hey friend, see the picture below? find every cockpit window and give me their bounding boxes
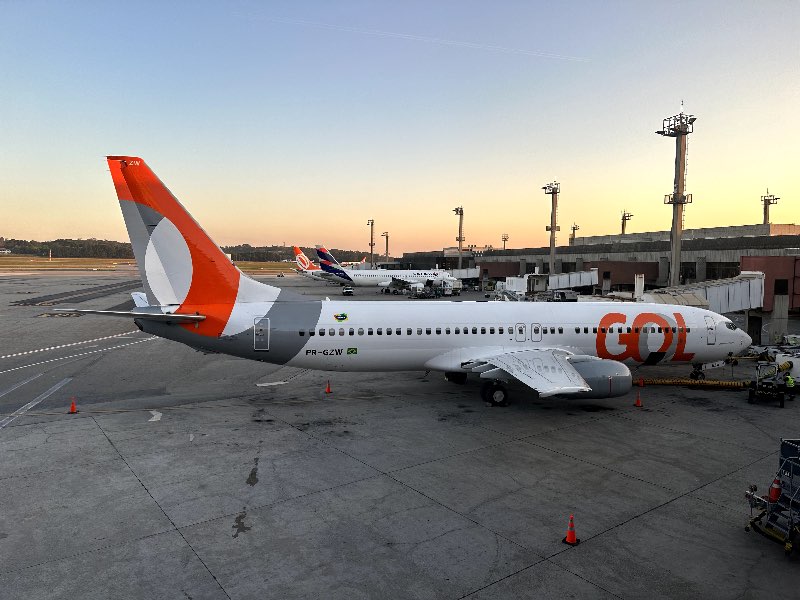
[724,321,737,330]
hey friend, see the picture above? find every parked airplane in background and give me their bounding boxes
[341,256,367,267]
[60,156,752,406]
[316,247,458,292]
[293,246,333,282]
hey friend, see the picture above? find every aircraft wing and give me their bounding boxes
[461,348,590,397]
[52,308,205,323]
[390,276,417,287]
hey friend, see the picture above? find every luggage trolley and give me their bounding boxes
[745,439,800,556]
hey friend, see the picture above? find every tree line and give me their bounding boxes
[0,238,369,262]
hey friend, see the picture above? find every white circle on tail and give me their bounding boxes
[144,217,193,305]
[296,253,310,269]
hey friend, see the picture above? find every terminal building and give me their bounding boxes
[401,223,800,344]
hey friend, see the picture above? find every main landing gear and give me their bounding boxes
[689,363,705,380]
[480,380,509,407]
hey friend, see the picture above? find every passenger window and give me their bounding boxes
[386,328,392,335]
[396,328,401,335]
[678,327,683,333]
[601,327,606,333]
[480,327,486,334]
[634,327,639,333]
[426,328,432,335]
[339,328,345,336]
[671,327,676,333]
[309,329,315,336]
[558,327,563,334]
[299,330,305,336]
[593,327,597,333]
[368,328,374,335]
[490,327,495,334]
[464,326,469,334]
[417,328,422,335]
[499,327,504,334]
[517,326,523,334]
[407,328,412,335]
[328,328,335,336]
[319,329,325,336]
[626,327,631,333]
[349,328,355,336]
[542,328,548,335]
[436,328,441,334]
[358,328,364,335]
[584,327,588,334]
[575,327,580,334]
[533,327,540,334]
[455,327,460,334]
[446,328,451,334]
[472,327,478,334]
[550,328,555,334]
[686,327,691,333]
[657,327,662,333]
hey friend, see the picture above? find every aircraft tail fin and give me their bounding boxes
[107,156,278,337]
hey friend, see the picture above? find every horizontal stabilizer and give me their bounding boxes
[52,308,205,323]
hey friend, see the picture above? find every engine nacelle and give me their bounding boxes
[568,356,632,398]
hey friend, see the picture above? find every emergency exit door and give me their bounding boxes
[254,317,270,351]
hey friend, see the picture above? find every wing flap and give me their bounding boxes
[465,348,590,397]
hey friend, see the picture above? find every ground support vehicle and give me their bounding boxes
[745,439,800,556]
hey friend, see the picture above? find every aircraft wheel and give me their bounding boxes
[487,383,509,407]
[696,371,705,380]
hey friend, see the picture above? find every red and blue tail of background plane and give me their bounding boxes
[315,246,352,281]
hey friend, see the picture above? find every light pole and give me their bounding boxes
[367,219,375,267]
[453,206,464,270]
[656,105,696,286]
[761,189,779,225]
[542,182,560,274]
[501,233,509,250]
[621,210,634,235]
[381,232,389,262]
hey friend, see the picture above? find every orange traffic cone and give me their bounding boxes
[562,514,580,546]
[325,380,332,394]
[634,390,643,408]
[768,477,782,503]
[68,398,78,414]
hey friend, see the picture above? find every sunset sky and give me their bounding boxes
[2,1,797,254]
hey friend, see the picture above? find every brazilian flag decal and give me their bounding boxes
[347,347,358,355]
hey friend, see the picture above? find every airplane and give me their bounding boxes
[59,156,752,406]
[292,246,334,282]
[316,247,458,292]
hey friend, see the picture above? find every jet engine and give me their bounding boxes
[568,355,632,398]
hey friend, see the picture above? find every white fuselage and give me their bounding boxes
[327,268,455,287]
[274,300,750,372]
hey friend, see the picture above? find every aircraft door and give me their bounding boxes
[530,323,542,342]
[254,317,270,351]
[704,316,716,345]
[515,323,527,342]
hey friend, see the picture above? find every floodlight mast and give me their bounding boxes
[621,210,634,235]
[367,219,375,267]
[501,233,509,250]
[656,105,696,286]
[570,223,580,245]
[542,182,560,274]
[761,189,779,225]
[453,207,465,269]
[381,231,389,262]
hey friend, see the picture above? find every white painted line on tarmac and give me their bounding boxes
[148,410,162,422]
[256,381,288,387]
[0,331,140,360]
[0,338,156,375]
[0,377,72,430]
[0,373,43,399]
